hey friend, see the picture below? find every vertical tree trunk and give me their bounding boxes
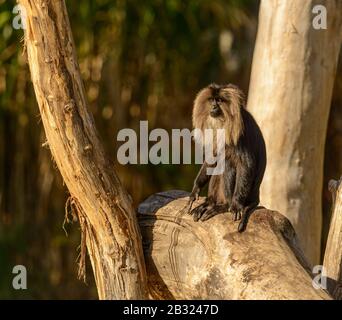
[324,177,342,299]
[247,0,342,264]
[19,0,147,299]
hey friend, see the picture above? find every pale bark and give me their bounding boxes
[19,0,147,299]
[247,0,342,264]
[138,191,331,300]
[323,177,342,299]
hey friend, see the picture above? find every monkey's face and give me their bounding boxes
[192,83,245,146]
[193,84,236,126]
[208,96,225,118]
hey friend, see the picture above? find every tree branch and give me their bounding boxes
[138,191,331,300]
[19,0,147,299]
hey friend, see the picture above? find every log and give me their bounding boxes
[323,177,342,299]
[138,191,331,300]
[247,0,342,264]
[19,0,147,299]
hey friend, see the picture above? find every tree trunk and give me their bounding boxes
[138,191,331,300]
[247,0,342,264]
[323,177,342,299]
[19,0,147,299]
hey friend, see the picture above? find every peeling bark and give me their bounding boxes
[19,0,147,299]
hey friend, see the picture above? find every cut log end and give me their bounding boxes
[138,190,331,300]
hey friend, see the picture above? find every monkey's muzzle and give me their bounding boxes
[210,106,222,118]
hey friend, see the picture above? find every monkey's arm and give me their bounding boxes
[188,162,211,209]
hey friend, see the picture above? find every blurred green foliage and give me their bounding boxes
[0,0,340,299]
[0,0,258,299]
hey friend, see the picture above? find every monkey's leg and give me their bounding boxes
[230,161,254,222]
[198,204,229,222]
[224,161,236,206]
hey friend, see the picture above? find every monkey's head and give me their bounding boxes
[192,83,245,146]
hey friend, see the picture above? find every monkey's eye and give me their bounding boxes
[216,98,223,103]
[208,97,214,102]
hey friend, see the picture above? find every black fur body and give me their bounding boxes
[189,84,266,232]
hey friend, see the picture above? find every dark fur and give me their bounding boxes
[189,84,266,232]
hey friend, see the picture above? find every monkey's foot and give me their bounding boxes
[229,200,244,222]
[231,211,242,221]
[187,187,200,213]
[189,202,208,221]
[191,203,228,222]
[237,202,259,233]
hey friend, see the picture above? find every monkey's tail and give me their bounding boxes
[238,202,259,233]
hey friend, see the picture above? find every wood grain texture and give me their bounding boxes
[19,0,147,299]
[139,191,331,300]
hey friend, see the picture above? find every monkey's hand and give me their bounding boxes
[229,199,243,221]
[188,186,200,213]
[191,203,228,222]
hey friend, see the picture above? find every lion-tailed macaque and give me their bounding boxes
[188,83,266,232]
